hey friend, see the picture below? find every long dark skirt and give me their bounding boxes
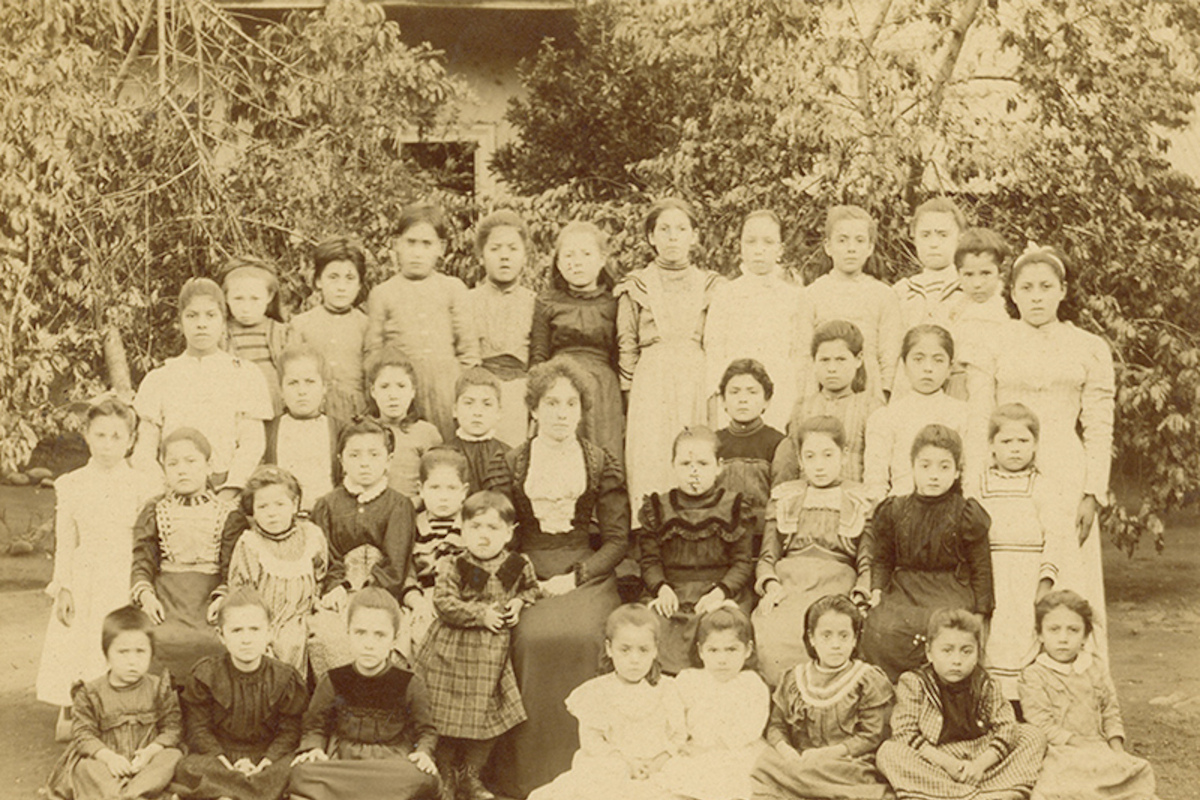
[289,758,439,800]
[153,572,224,686]
[172,754,292,800]
[489,548,620,799]
[651,578,753,675]
[860,569,976,682]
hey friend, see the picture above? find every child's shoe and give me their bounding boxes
[459,767,496,800]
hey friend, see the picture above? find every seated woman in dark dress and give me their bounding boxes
[489,357,630,798]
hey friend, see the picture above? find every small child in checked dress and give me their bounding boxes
[414,491,540,800]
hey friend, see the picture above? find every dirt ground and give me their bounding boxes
[1,485,1198,799]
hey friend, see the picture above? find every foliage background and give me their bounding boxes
[2,0,1199,552]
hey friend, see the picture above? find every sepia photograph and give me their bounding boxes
[1,0,1199,798]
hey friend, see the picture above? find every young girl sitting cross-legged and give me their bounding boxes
[876,609,1046,800]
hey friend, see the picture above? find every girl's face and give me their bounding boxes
[348,607,396,676]
[420,465,468,521]
[340,432,391,489]
[606,623,658,684]
[1011,262,1066,328]
[85,415,134,468]
[697,628,752,683]
[814,339,861,394]
[393,222,445,280]
[809,610,856,670]
[991,420,1036,473]
[462,507,514,561]
[224,274,273,328]
[253,482,299,535]
[648,208,697,267]
[180,296,225,356]
[824,219,874,276]
[482,226,527,288]
[281,357,326,419]
[912,211,961,272]
[533,377,582,443]
[556,231,606,291]
[218,604,272,672]
[162,439,210,495]
[799,431,845,488]
[1039,605,1088,664]
[722,373,769,424]
[740,216,782,276]
[913,444,960,497]
[673,439,719,497]
[903,334,952,395]
[925,626,979,684]
[106,630,153,687]
[455,384,501,439]
[371,366,416,424]
[959,253,1002,304]
[316,260,362,312]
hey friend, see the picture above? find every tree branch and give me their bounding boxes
[111,0,155,100]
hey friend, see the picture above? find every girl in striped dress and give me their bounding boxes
[414,491,540,800]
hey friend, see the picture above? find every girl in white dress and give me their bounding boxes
[37,399,162,729]
[661,606,769,800]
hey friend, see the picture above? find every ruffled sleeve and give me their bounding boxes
[960,498,994,616]
[614,273,645,390]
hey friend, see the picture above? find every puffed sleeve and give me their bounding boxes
[567,677,622,759]
[1080,331,1116,502]
[719,672,770,750]
[1017,664,1074,747]
[448,275,482,370]
[575,446,630,584]
[130,498,163,602]
[516,555,541,606]
[638,494,668,594]
[529,293,554,367]
[960,499,995,616]
[615,284,640,391]
[225,534,261,595]
[263,664,308,763]
[841,665,895,757]
[717,493,756,598]
[869,497,899,593]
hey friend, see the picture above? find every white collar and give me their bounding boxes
[344,476,388,504]
[1035,650,1093,675]
[455,428,494,443]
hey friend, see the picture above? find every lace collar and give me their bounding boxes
[344,477,388,504]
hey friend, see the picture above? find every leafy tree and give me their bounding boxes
[0,0,466,473]
[496,0,1200,550]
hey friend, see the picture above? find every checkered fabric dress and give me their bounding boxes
[415,550,540,739]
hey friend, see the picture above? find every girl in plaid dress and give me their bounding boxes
[876,609,1046,800]
[415,491,540,800]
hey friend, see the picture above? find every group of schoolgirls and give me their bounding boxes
[37,196,1155,800]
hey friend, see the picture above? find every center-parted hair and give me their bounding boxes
[672,425,720,461]
[240,464,302,520]
[696,605,754,647]
[101,605,156,656]
[337,417,396,456]
[313,236,367,287]
[742,208,782,237]
[803,594,863,661]
[925,607,984,648]
[988,402,1040,442]
[910,423,963,468]
[86,397,138,442]
[158,426,213,464]
[955,227,1011,271]
[221,255,284,322]
[901,323,955,363]
[463,490,517,526]
[812,319,867,393]
[393,203,449,240]
[643,198,698,241]
[419,446,470,485]
[794,415,847,450]
[1034,589,1095,636]
[217,585,273,628]
[719,358,774,400]
[347,586,402,635]
[364,348,420,429]
[178,277,227,320]
[605,602,660,643]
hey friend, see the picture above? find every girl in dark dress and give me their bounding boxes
[860,424,994,682]
[529,221,624,465]
[490,357,630,799]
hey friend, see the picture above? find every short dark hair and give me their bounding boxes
[474,209,530,254]
[926,607,984,649]
[644,198,698,240]
[672,425,719,461]
[85,398,138,441]
[910,423,963,467]
[955,227,1011,271]
[364,348,420,428]
[824,205,877,242]
[456,366,502,402]
[158,426,212,464]
[178,278,226,319]
[696,605,753,648]
[313,237,367,285]
[217,586,273,628]
[719,358,774,400]
[347,586,402,635]
[803,594,863,660]
[462,490,517,525]
[101,605,155,656]
[1035,589,1094,636]
[901,324,955,363]
[337,417,395,456]
[794,415,847,449]
[278,343,327,383]
[988,402,1040,442]
[910,197,966,234]
[742,208,782,237]
[241,464,302,519]
[393,203,449,240]
[419,446,470,484]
